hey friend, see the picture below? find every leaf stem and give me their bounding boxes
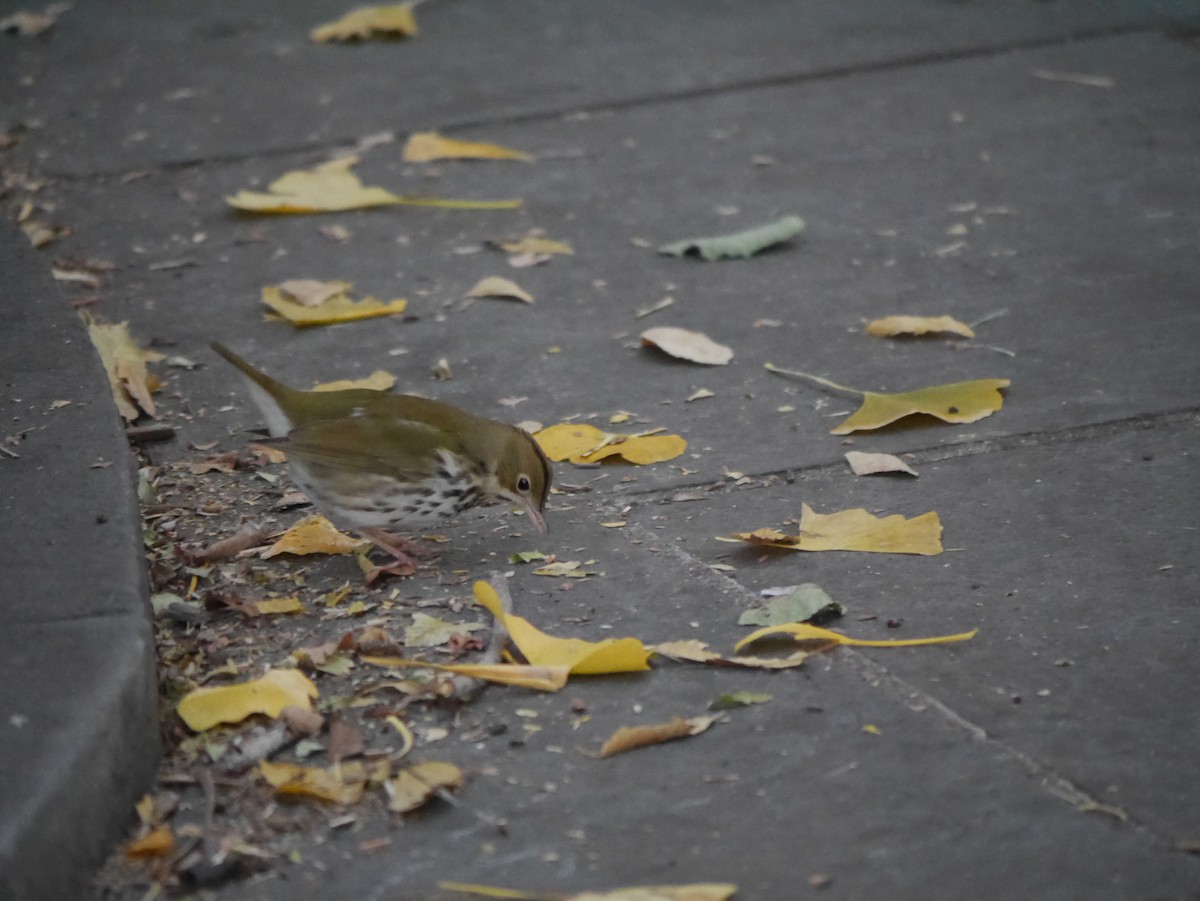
[764,363,863,397]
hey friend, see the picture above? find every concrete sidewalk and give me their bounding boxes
[2,2,1198,898]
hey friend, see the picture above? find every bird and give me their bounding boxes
[210,342,551,568]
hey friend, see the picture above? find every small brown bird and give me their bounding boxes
[211,342,551,566]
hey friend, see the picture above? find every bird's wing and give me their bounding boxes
[283,414,461,481]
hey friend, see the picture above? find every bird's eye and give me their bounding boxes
[517,475,532,493]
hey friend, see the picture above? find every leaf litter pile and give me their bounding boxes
[15,6,1021,897]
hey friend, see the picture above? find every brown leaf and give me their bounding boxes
[596,715,719,758]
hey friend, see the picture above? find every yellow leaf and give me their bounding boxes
[255,596,304,615]
[81,311,166,421]
[720,504,943,556]
[597,715,718,758]
[227,155,520,214]
[466,275,534,304]
[865,315,975,338]
[362,655,571,692]
[404,131,532,163]
[310,4,418,42]
[764,363,1009,434]
[441,883,738,901]
[177,668,318,731]
[312,370,396,391]
[404,612,486,648]
[735,621,979,653]
[641,326,733,366]
[262,514,369,558]
[385,761,464,813]
[832,379,1010,434]
[262,284,407,327]
[473,581,651,675]
[259,760,365,805]
[534,423,687,465]
[498,236,574,255]
[125,825,174,859]
[277,278,350,306]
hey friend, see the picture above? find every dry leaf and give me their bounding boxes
[474,581,650,675]
[177,669,319,731]
[385,760,464,813]
[497,235,574,256]
[659,214,804,260]
[81,311,166,421]
[535,423,687,465]
[532,560,593,578]
[844,451,917,477]
[312,370,396,391]
[865,315,975,338]
[262,514,369,558]
[597,715,718,758]
[650,639,813,670]
[259,760,365,805]
[277,278,349,306]
[262,283,407,327]
[227,155,520,214]
[362,655,572,692]
[441,882,738,901]
[124,825,174,859]
[719,503,943,555]
[1,6,65,36]
[404,612,486,648]
[403,131,532,163]
[765,364,1010,434]
[735,622,978,653]
[310,4,418,42]
[467,276,534,304]
[641,327,733,365]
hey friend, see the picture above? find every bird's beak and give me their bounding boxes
[521,499,548,534]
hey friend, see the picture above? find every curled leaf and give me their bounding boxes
[82,311,166,421]
[262,283,407,327]
[597,715,718,758]
[310,4,418,42]
[735,622,978,653]
[467,276,534,304]
[659,214,804,260]
[844,451,917,477]
[312,370,396,391]
[404,131,532,163]
[259,760,366,805]
[385,761,464,813]
[641,326,733,366]
[865,315,975,338]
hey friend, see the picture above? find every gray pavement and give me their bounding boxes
[2,1,1199,898]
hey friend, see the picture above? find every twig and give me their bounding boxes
[763,362,863,397]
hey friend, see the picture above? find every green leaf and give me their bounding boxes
[738,584,844,627]
[710,691,773,710]
[659,214,805,261]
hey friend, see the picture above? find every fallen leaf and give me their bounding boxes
[404,612,486,648]
[312,370,397,391]
[508,550,550,564]
[262,283,407,327]
[1,6,64,36]
[403,131,532,163]
[738,584,843,626]
[597,715,718,758]
[659,214,804,260]
[735,622,978,653]
[719,503,943,556]
[227,155,520,214]
[532,560,593,578]
[362,656,571,692]
[255,597,304,615]
[844,451,918,477]
[124,825,174,859]
[535,423,687,465]
[467,275,534,304]
[709,691,772,710]
[765,364,1010,434]
[1029,68,1114,88]
[865,315,975,339]
[385,760,464,813]
[177,669,318,731]
[277,278,349,306]
[81,312,166,421]
[262,514,369,558]
[473,581,650,675]
[440,882,738,901]
[650,639,813,670]
[259,760,365,805]
[641,326,733,365]
[310,4,418,42]
[496,235,574,256]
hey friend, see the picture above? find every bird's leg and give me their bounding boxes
[359,527,440,564]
